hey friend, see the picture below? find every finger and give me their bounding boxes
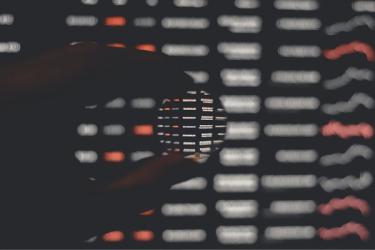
[105,153,202,192]
[82,153,202,232]
[0,42,99,103]
[0,42,195,107]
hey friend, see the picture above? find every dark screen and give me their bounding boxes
[0,0,374,248]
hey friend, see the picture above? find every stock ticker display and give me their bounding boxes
[1,0,375,248]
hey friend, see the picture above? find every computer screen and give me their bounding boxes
[0,0,374,248]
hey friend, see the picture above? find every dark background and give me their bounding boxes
[0,0,374,248]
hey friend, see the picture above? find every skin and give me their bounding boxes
[0,42,201,247]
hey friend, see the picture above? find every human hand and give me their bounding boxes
[0,42,201,247]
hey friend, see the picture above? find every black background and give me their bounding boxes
[0,0,374,248]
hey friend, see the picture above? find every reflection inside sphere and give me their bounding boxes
[157,90,227,161]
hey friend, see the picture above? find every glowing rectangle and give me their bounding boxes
[220,95,260,113]
[216,200,258,218]
[214,174,258,192]
[162,203,207,216]
[225,122,259,140]
[102,231,125,242]
[162,229,206,242]
[136,44,156,52]
[133,230,154,242]
[105,16,127,26]
[133,125,154,136]
[217,226,258,244]
[220,148,259,166]
[104,151,126,163]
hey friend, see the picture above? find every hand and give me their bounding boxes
[0,42,201,247]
